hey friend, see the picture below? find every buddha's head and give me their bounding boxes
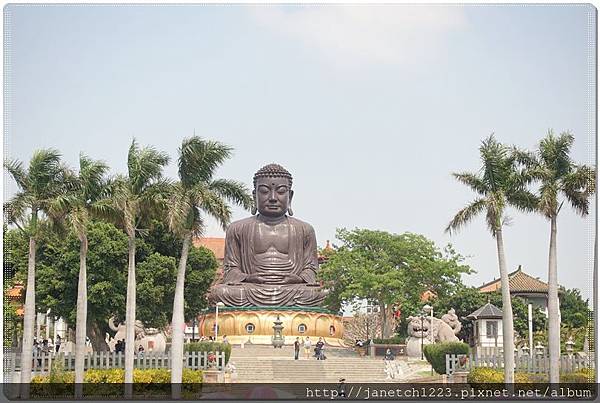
[252,163,294,217]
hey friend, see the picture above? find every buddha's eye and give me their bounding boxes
[258,187,270,194]
[276,187,289,194]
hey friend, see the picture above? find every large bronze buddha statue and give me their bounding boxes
[208,164,327,307]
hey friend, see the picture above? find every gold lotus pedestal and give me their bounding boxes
[197,306,345,346]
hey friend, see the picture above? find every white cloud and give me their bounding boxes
[249,5,468,68]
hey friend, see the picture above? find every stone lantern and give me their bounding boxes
[272,315,285,348]
[521,344,530,356]
[565,336,575,356]
[535,341,545,357]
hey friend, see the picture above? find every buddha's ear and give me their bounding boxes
[288,189,294,216]
[251,189,257,215]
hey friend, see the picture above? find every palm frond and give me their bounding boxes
[4,159,28,190]
[451,172,488,196]
[178,137,232,187]
[27,148,64,199]
[506,189,539,213]
[208,178,253,210]
[191,186,232,231]
[445,198,487,235]
[128,140,169,195]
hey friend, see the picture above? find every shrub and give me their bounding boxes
[185,341,231,364]
[467,367,504,383]
[372,336,405,344]
[560,368,595,383]
[31,368,202,384]
[423,342,470,374]
[468,368,595,384]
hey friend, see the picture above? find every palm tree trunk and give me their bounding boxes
[171,233,192,399]
[547,216,560,383]
[495,228,515,384]
[124,234,136,396]
[74,234,88,395]
[19,236,36,398]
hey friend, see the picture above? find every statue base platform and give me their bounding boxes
[197,306,345,346]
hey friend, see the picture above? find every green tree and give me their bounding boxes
[515,131,595,382]
[183,246,219,322]
[167,137,252,392]
[560,288,591,329]
[48,155,110,388]
[319,228,471,338]
[4,149,69,392]
[136,253,177,328]
[34,221,128,350]
[445,135,536,384]
[110,140,170,389]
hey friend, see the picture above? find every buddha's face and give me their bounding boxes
[254,176,293,218]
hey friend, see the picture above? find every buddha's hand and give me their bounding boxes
[281,274,304,284]
[226,280,243,285]
[244,273,267,283]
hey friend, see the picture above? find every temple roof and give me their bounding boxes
[479,266,554,294]
[467,302,503,320]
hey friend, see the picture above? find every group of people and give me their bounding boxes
[114,339,126,353]
[33,335,61,355]
[293,336,326,360]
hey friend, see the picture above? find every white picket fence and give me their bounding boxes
[446,352,594,375]
[7,351,226,375]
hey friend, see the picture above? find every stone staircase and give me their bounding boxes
[228,345,423,383]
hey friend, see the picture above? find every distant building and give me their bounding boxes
[478,265,561,317]
[193,237,225,264]
[466,302,504,355]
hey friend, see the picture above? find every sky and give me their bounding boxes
[4,4,597,303]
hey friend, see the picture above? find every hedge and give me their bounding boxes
[32,368,203,384]
[423,342,470,374]
[372,336,405,344]
[184,341,231,364]
[468,367,595,384]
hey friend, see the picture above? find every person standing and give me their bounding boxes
[294,337,300,360]
[55,335,61,353]
[316,337,325,360]
[303,337,311,359]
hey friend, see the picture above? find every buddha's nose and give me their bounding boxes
[269,190,277,200]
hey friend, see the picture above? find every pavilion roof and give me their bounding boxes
[466,302,503,320]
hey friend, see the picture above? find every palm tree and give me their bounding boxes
[111,140,170,392]
[445,135,537,384]
[516,131,595,383]
[168,137,252,397]
[48,155,110,394]
[4,149,68,396]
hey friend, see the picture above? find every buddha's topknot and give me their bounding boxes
[253,164,293,188]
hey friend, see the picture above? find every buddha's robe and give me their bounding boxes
[208,216,327,307]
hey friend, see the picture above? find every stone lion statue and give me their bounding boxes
[441,308,462,336]
[405,314,459,358]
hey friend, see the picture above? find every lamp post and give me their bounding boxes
[419,312,425,360]
[191,317,197,342]
[423,304,433,343]
[215,302,224,341]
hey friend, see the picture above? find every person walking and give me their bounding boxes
[222,335,229,345]
[303,337,311,359]
[294,337,300,360]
